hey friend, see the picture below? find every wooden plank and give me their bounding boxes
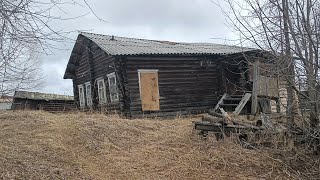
[219,107,232,123]
[208,109,224,118]
[139,71,160,111]
[231,120,263,131]
[194,122,253,133]
[233,93,251,116]
[213,93,227,111]
[258,76,279,98]
[219,107,228,117]
[251,60,259,114]
[201,114,225,124]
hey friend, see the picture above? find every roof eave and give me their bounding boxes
[63,34,86,80]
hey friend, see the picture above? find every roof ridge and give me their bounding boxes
[80,31,252,48]
[76,31,256,56]
[80,31,167,44]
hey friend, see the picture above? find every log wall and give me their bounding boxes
[123,55,223,117]
[12,99,75,112]
[73,38,121,112]
[69,37,264,118]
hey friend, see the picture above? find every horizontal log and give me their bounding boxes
[201,114,225,124]
[127,76,218,82]
[130,107,209,115]
[129,93,217,99]
[208,110,224,118]
[126,69,218,74]
[126,56,202,61]
[231,120,264,131]
[126,61,217,66]
[130,106,214,113]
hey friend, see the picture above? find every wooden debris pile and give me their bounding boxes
[193,93,279,144]
[194,113,271,141]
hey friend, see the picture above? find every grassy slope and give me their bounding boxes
[0,111,297,179]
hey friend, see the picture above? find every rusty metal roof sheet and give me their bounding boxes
[80,32,256,56]
[14,91,74,101]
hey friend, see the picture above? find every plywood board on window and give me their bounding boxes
[139,71,160,111]
[258,76,279,98]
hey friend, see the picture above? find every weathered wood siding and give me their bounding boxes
[123,55,223,117]
[12,99,75,112]
[73,37,121,112]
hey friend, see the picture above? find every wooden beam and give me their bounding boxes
[213,93,227,111]
[193,121,264,133]
[233,93,252,116]
[208,109,224,118]
[251,60,260,114]
[201,114,225,124]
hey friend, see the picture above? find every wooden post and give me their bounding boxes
[251,60,259,114]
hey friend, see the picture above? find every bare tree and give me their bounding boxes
[0,0,101,95]
[0,39,43,95]
[221,0,320,129]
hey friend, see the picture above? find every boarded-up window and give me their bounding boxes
[78,84,85,107]
[138,70,160,111]
[258,76,279,98]
[107,72,119,102]
[85,82,92,107]
[97,78,107,104]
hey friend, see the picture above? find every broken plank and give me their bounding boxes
[233,93,252,116]
[213,93,227,111]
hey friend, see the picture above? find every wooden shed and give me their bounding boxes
[0,96,13,110]
[64,32,281,118]
[12,91,75,112]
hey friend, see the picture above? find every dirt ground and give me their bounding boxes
[0,111,311,179]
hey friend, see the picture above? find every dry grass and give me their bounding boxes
[0,111,313,179]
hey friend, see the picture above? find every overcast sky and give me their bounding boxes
[39,0,236,95]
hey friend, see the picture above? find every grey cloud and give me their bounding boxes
[36,0,233,95]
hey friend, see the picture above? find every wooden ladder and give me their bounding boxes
[213,93,252,115]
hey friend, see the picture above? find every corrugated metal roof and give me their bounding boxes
[80,32,256,56]
[14,91,74,101]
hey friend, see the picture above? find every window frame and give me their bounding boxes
[78,84,85,107]
[97,78,107,104]
[107,72,119,102]
[85,82,92,107]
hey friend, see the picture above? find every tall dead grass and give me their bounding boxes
[0,111,316,179]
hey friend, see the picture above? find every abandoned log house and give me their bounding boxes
[12,91,75,112]
[64,32,284,118]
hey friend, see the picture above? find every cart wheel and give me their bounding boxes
[215,133,224,141]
